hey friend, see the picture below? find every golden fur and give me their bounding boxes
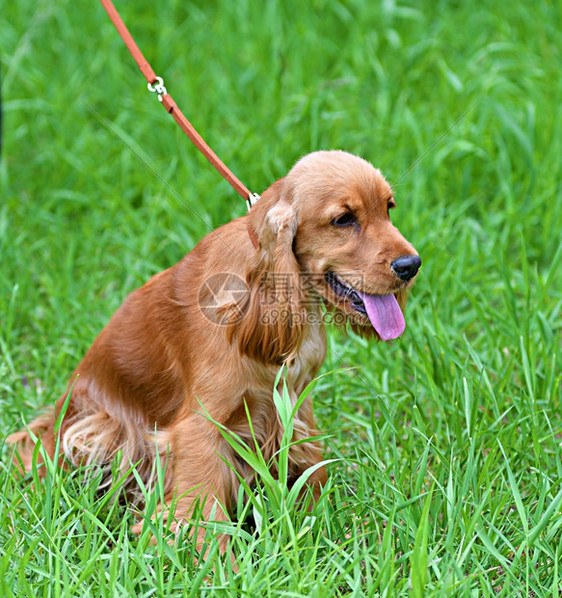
[7,150,419,545]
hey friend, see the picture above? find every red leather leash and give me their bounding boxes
[99,0,260,212]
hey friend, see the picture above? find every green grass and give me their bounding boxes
[1,0,561,595]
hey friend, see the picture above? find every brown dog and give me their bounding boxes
[8,150,420,540]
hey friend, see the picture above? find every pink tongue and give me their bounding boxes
[356,292,405,340]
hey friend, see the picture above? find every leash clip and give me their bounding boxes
[147,76,168,102]
[246,192,260,211]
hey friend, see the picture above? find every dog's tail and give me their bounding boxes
[6,403,173,504]
[6,409,57,476]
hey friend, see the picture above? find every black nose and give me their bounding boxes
[391,255,421,281]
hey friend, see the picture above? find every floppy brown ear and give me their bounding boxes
[232,192,306,364]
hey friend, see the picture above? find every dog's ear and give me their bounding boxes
[231,187,306,364]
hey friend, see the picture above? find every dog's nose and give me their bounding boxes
[391,255,421,281]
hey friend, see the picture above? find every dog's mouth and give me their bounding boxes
[324,271,405,340]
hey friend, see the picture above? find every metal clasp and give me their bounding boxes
[147,76,168,102]
[246,192,260,211]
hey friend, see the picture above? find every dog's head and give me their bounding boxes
[238,151,421,362]
[288,151,420,339]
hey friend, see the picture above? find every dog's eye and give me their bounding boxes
[387,199,396,215]
[331,213,357,227]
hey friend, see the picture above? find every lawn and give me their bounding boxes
[1,0,561,595]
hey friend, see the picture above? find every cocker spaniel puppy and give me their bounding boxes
[8,150,420,542]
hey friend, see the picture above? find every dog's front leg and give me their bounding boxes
[133,413,235,555]
[172,413,233,508]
